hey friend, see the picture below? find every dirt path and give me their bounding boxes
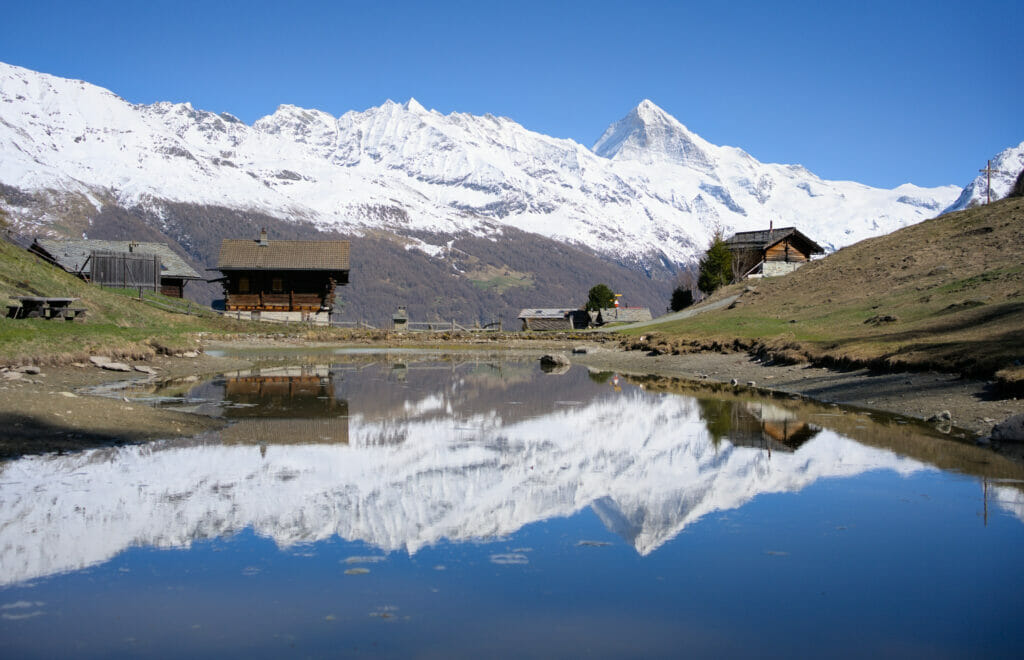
[594,294,740,332]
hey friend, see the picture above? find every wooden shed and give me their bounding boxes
[215,229,349,324]
[517,308,590,331]
[30,238,202,297]
[724,227,824,279]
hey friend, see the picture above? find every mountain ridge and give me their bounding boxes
[0,61,960,259]
[0,61,978,322]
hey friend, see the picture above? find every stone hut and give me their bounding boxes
[517,308,590,331]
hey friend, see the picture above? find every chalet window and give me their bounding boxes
[272,278,284,293]
[239,277,250,293]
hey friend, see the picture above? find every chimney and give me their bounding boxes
[258,228,268,246]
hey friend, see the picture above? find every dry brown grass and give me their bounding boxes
[624,197,1024,382]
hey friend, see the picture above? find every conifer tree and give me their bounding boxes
[670,286,694,311]
[585,283,615,311]
[697,232,733,295]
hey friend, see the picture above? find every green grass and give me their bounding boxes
[935,266,1023,294]
[0,239,249,362]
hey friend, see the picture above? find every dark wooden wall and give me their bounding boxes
[223,270,347,311]
[160,278,185,298]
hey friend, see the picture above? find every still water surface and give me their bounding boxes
[2,353,1023,658]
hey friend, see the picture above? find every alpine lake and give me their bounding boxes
[1,349,1022,658]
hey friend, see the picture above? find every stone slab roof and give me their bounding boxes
[517,308,576,319]
[217,239,350,271]
[724,227,823,253]
[591,307,653,323]
[32,239,202,279]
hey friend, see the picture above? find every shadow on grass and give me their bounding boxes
[866,302,1024,343]
[0,413,148,460]
[815,302,1024,376]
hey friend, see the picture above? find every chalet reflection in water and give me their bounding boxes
[726,401,818,452]
[219,366,349,445]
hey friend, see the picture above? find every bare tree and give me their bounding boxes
[730,249,762,282]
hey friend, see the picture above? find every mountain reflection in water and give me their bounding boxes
[2,359,1022,590]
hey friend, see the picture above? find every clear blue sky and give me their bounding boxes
[2,0,1020,189]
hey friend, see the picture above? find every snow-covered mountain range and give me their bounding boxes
[0,61,961,267]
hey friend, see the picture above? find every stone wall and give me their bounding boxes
[222,310,331,325]
[762,261,804,277]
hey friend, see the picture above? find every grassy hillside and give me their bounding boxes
[0,238,247,363]
[625,197,1024,386]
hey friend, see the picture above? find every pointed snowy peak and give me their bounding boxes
[592,100,716,173]
[403,97,427,113]
[633,98,675,124]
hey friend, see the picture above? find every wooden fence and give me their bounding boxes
[90,251,161,290]
[401,320,503,332]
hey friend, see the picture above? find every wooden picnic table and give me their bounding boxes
[6,297,86,321]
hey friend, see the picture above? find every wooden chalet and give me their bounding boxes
[30,238,202,297]
[724,227,824,279]
[215,230,349,323]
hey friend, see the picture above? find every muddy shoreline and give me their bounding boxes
[1,336,1021,459]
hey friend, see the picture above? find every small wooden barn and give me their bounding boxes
[724,227,824,279]
[517,308,590,331]
[215,230,350,324]
[29,238,202,297]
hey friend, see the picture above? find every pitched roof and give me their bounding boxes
[217,239,350,271]
[724,227,824,254]
[591,307,653,323]
[32,239,202,279]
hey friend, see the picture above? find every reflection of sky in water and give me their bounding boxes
[2,359,1023,658]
